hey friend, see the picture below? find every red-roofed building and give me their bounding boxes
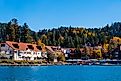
[0,41,47,60]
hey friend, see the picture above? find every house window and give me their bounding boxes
[36,46,42,50]
[10,51,12,54]
[34,52,36,54]
[14,51,17,53]
[18,53,21,56]
[12,44,19,48]
[1,44,5,47]
[19,51,23,54]
[115,55,118,57]
[27,45,34,50]
[27,52,31,54]
[115,52,119,54]
[66,50,70,54]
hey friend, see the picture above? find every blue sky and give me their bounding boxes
[0,0,121,31]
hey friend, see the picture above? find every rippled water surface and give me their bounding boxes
[0,65,121,81]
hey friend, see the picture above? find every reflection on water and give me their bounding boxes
[0,65,121,81]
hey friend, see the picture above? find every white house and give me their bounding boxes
[0,41,47,60]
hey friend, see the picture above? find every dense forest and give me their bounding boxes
[0,18,121,48]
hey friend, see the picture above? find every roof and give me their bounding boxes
[5,41,18,50]
[62,48,84,52]
[45,46,54,53]
[5,41,44,52]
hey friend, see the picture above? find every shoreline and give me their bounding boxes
[1,59,121,66]
[0,63,121,66]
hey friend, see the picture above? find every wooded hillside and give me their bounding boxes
[0,19,121,48]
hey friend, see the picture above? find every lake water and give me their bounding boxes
[0,65,121,81]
